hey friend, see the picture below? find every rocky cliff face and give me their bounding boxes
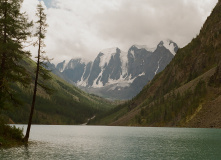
[94,1,221,128]
[51,39,178,100]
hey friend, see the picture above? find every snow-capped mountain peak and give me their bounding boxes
[77,57,91,64]
[99,47,120,68]
[56,60,68,72]
[100,47,119,55]
[51,39,178,99]
[56,58,92,73]
[133,44,156,52]
[159,39,177,56]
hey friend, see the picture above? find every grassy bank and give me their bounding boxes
[0,121,24,147]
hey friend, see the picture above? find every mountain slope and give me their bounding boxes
[51,40,178,100]
[2,57,115,125]
[90,1,221,128]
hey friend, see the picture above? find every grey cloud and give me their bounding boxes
[24,0,218,64]
[93,0,218,50]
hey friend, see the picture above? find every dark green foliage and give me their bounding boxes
[137,80,207,126]
[0,124,23,140]
[187,71,198,82]
[2,84,110,125]
[0,55,115,125]
[89,101,127,124]
[0,1,115,127]
[0,118,23,146]
[0,0,32,107]
[209,64,221,87]
[23,1,51,142]
[13,80,107,124]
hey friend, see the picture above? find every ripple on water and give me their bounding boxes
[1,126,221,160]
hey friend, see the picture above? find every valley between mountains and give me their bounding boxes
[2,1,221,128]
[49,39,178,100]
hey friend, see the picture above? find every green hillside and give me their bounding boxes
[2,57,115,125]
[90,0,221,128]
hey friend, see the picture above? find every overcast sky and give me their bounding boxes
[22,0,218,64]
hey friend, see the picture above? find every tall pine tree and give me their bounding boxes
[24,1,52,142]
[0,0,32,108]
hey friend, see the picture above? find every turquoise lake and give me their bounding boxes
[1,125,221,159]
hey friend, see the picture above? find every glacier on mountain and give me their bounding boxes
[52,39,178,99]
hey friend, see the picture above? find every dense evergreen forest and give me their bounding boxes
[0,0,115,146]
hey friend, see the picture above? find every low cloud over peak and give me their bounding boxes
[22,0,218,64]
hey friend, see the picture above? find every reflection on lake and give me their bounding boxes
[1,125,221,159]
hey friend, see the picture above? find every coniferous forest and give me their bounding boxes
[0,0,221,150]
[0,0,115,146]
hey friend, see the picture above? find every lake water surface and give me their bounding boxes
[1,125,221,159]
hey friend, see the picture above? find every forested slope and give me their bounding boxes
[2,57,114,125]
[90,0,221,128]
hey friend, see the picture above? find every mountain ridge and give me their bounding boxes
[50,39,178,100]
[89,1,221,127]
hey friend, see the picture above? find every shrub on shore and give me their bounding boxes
[0,119,24,147]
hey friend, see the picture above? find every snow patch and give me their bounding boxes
[162,39,176,55]
[92,69,104,88]
[138,72,145,77]
[79,57,91,64]
[107,79,132,91]
[134,45,156,52]
[92,73,137,90]
[130,50,135,57]
[59,60,68,72]
[99,47,118,68]
[155,57,162,75]
[76,66,87,87]
[120,51,128,76]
